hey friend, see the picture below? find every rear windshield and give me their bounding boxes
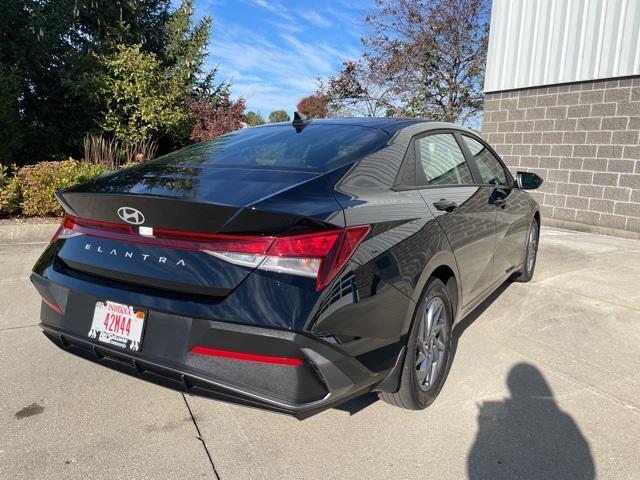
[159,124,389,171]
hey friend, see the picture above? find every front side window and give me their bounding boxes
[462,135,508,186]
[416,134,473,186]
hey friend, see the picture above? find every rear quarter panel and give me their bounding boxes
[322,137,461,345]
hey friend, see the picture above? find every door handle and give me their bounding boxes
[433,199,458,212]
[493,188,508,208]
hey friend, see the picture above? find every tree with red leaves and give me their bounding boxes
[296,93,329,119]
[186,93,246,142]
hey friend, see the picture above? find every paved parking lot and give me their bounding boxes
[1,226,639,480]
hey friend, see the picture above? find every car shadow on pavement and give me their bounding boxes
[451,281,512,354]
[333,392,379,415]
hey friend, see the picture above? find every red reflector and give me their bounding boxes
[41,297,63,315]
[190,346,303,366]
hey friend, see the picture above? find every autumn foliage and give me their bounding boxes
[296,93,329,119]
[362,0,489,123]
[186,94,246,142]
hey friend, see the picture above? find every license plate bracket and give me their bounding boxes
[88,300,147,352]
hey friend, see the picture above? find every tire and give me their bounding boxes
[379,278,453,410]
[512,217,539,283]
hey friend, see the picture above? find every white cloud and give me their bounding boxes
[268,20,305,35]
[247,0,293,20]
[199,1,375,114]
[297,10,333,28]
[208,21,355,113]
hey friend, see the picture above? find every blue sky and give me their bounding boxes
[195,0,372,117]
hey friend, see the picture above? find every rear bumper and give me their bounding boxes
[35,273,390,419]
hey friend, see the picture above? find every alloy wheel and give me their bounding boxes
[415,297,448,391]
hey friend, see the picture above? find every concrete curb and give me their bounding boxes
[0,222,59,242]
[543,217,640,241]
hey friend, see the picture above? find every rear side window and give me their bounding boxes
[162,124,389,171]
[416,134,474,186]
[461,135,508,186]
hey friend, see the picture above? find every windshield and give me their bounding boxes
[156,124,390,172]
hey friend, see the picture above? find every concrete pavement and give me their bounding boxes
[1,227,639,479]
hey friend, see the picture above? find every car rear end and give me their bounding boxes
[31,123,392,418]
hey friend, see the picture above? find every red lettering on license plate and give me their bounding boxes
[103,313,131,336]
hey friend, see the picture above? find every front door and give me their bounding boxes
[459,134,530,280]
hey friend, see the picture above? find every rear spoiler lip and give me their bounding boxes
[55,189,344,236]
[55,191,77,217]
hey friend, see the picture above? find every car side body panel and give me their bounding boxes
[493,186,535,278]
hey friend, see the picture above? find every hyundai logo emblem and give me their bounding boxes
[117,207,145,225]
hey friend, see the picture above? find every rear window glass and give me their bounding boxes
[159,124,389,171]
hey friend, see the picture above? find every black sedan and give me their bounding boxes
[32,116,542,419]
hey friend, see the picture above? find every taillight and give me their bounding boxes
[51,215,370,291]
[262,226,370,290]
[50,216,83,243]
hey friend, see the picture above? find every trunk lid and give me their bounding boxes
[54,165,344,297]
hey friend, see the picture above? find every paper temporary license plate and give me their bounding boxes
[88,300,146,352]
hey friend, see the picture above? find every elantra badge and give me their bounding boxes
[117,207,145,225]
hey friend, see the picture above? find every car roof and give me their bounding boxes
[291,117,429,134]
[266,117,480,136]
[306,117,425,128]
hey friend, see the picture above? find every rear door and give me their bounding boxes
[458,134,530,281]
[413,131,497,306]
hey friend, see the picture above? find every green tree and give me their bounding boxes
[245,111,265,126]
[99,45,188,143]
[0,66,23,165]
[163,0,226,100]
[0,0,231,161]
[0,0,172,162]
[97,1,231,146]
[268,110,290,123]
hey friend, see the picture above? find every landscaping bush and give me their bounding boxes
[0,160,111,217]
[0,165,20,214]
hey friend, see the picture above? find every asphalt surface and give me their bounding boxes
[1,226,639,479]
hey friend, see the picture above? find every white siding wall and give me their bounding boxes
[485,0,640,92]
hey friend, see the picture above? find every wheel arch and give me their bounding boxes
[376,254,461,395]
[430,265,459,321]
[410,249,462,327]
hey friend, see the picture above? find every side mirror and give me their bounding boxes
[516,171,543,190]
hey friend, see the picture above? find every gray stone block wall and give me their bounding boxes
[481,76,640,238]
